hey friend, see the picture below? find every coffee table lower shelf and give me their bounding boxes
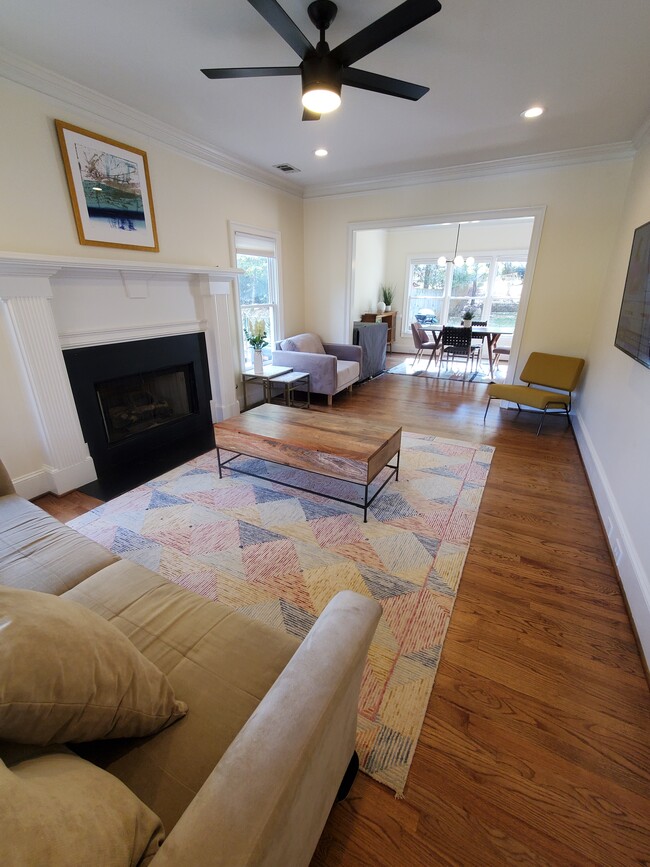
[216,450,400,522]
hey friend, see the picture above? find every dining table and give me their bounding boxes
[425,325,514,378]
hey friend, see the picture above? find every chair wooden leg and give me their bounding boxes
[327,395,333,406]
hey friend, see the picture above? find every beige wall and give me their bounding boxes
[574,136,650,661]
[304,160,631,375]
[0,77,304,486]
[352,229,387,320]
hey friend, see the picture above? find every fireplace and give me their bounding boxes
[64,333,214,498]
[96,365,194,445]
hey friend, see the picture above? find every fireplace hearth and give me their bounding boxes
[64,334,214,499]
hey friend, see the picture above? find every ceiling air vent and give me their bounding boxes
[273,163,301,173]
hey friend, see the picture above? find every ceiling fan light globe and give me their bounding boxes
[465,256,475,267]
[453,254,464,267]
[302,88,341,114]
[437,255,447,267]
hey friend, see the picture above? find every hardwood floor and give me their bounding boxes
[36,357,650,865]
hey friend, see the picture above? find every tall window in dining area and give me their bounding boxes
[234,230,280,369]
[407,256,526,329]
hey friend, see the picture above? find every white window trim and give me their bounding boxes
[228,222,284,370]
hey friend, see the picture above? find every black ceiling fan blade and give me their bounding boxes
[302,107,321,121]
[247,0,314,59]
[331,0,441,68]
[342,67,428,100]
[201,66,300,79]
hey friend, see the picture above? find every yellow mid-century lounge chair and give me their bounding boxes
[483,351,585,435]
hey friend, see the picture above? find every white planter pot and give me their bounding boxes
[462,320,472,327]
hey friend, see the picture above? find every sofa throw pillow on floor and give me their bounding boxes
[0,585,187,744]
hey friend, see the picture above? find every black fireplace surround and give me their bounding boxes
[64,333,214,498]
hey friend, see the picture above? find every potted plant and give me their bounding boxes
[461,306,476,327]
[380,284,395,312]
[244,318,268,374]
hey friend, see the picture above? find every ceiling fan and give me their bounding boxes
[201,0,442,120]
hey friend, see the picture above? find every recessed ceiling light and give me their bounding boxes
[314,148,328,157]
[521,106,544,119]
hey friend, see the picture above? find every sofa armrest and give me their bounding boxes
[150,591,381,867]
[0,460,16,496]
[322,343,362,364]
[271,350,337,395]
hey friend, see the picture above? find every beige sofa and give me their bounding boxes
[0,460,381,866]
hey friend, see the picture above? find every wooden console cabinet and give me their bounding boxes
[361,310,397,352]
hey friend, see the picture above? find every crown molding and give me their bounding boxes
[303,142,637,199]
[1,49,642,203]
[0,50,302,198]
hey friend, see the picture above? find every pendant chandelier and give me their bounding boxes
[438,224,475,268]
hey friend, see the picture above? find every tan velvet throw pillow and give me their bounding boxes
[0,747,165,866]
[0,586,187,744]
[280,332,325,354]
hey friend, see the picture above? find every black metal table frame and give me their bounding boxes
[216,447,400,523]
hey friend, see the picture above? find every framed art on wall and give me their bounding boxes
[55,120,159,252]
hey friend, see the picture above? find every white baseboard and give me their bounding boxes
[14,469,51,500]
[13,457,97,499]
[211,399,241,422]
[572,410,650,666]
[47,458,97,495]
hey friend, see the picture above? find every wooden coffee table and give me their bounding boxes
[213,405,402,522]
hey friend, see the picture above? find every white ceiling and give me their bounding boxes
[2,0,650,192]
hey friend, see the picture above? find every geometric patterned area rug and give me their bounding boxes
[69,431,494,796]
[386,357,500,383]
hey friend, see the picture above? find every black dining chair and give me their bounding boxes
[438,326,481,381]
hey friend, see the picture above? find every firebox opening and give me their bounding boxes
[96,364,194,445]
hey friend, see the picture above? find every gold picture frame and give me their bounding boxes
[55,120,159,252]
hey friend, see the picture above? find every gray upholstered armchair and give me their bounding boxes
[272,332,362,405]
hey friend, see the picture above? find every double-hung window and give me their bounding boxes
[233,230,280,369]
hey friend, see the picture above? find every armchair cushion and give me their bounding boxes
[279,333,325,354]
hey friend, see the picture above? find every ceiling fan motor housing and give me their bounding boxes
[301,52,342,98]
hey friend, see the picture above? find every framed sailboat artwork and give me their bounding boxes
[55,120,159,252]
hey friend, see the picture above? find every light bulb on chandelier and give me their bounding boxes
[438,225,475,268]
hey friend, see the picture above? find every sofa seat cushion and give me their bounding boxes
[0,746,164,867]
[487,382,571,409]
[0,586,187,745]
[66,560,300,833]
[0,494,118,594]
[279,332,325,354]
[336,359,360,390]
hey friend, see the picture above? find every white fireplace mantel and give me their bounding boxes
[0,251,242,496]
[0,251,241,293]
